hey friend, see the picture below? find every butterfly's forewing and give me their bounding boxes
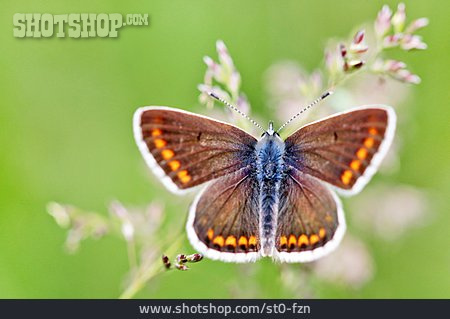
[284,107,396,196]
[133,107,257,193]
[187,167,261,262]
[274,168,345,262]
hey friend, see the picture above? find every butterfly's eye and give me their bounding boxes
[261,132,267,137]
[274,132,280,137]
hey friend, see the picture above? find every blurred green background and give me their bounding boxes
[0,0,449,298]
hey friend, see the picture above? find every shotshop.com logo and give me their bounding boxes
[13,13,149,38]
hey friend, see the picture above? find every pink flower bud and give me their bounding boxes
[203,56,217,70]
[339,43,347,57]
[187,253,203,263]
[197,84,211,95]
[109,201,134,242]
[175,263,189,271]
[405,17,429,33]
[216,39,228,55]
[401,34,427,50]
[110,200,128,219]
[396,69,421,84]
[162,255,171,269]
[353,30,365,44]
[385,59,407,72]
[176,254,187,263]
[203,56,224,82]
[391,3,406,33]
[324,50,334,70]
[216,39,234,71]
[228,70,241,94]
[348,60,365,70]
[375,5,392,38]
[325,46,346,75]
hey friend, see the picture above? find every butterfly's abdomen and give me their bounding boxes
[256,135,285,256]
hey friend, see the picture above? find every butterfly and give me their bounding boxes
[133,92,396,263]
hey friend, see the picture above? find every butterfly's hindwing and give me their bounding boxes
[284,107,396,196]
[134,107,257,193]
[186,167,261,262]
[275,168,345,262]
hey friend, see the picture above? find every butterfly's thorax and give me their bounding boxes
[255,133,285,256]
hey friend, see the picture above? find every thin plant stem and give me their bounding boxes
[119,235,184,299]
[127,238,137,270]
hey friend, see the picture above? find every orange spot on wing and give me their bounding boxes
[298,234,309,247]
[356,148,368,160]
[310,234,320,245]
[368,127,378,135]
[238,236,248,249]
[207,229,214,241]
[177,170,191,184]
[280,236,288,249]
[248,235,257,249]
[288,234,297,249]
[350,159,361,171]
[225,235,237,248]
[364,137,375,148]
[151,129,162,137]
[161,149,174,160]
[319,228,326,239]
[213,235,224,247]
[154,138,167,149]
[341,170,353,185]
[168,160,181,171]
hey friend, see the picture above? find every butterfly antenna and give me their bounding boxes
[208,92,266,133]
[276,91,333,133]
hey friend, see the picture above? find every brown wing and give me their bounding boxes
[284,107,396,196]
[275,168,345,263]
[186,167,261,262]
[134,107,257,193]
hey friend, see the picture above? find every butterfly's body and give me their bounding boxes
[256,131,285,256]
[134,104,396,263]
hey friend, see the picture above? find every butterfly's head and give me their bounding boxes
[267,121,275,135]
[261,121,280,138]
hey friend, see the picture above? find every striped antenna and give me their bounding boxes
[277,91,333,133]
[208,92,266,133]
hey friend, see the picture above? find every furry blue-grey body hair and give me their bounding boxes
[256,133,285,256]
